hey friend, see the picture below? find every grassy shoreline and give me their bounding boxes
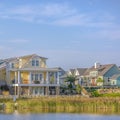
[0,96,120,114]
[0,96,120,110]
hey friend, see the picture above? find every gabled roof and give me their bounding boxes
[0,54,47,63]
[75,68,87,76]
[24,54,48,59]
[98,64,115,76]
[83,64,115,76]
[69,69,75,75]
[0,54,48,69]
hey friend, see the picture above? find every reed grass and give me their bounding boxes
[1,96,120,113]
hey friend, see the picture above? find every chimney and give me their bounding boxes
[94,62,100,69]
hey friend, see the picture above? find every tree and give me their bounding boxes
[76,84,82,94]
[65,75,76,94]
[96,77,103,83]
[96,77,104,86]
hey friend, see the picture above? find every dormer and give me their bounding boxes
[31,59,40,67]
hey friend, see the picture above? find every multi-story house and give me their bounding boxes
[83,63,120,86]
[0,54,64,96]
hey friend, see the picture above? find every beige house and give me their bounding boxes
[0,54,62,96]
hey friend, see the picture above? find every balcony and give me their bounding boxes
[11,78,59,87]
[32,80,57,84]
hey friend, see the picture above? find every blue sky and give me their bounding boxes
[0,0,120,70]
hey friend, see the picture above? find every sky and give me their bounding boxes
[0,0,120,70]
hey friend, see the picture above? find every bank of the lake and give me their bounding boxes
[0,96,120,114]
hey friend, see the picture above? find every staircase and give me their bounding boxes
[81,87,91,97]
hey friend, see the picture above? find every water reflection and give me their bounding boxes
[3,106,120,115]
[0,112,120,120]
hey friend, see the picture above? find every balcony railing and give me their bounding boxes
[31,80,57,84]
[11,79,58,85]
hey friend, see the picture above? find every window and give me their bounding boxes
[32,60,35,66]
[11,63,14,68]
[39,74,42,80]
[32,60,39,66]
[36,60,39,66]
[55,72,57,78]
[31,74,34,81]
[35,74,38,80]
[31,73,43,81]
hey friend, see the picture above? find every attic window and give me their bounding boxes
[32,60,39,66]
[36,60,39,66]
[32,60,35,66]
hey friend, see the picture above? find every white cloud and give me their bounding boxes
[0,3,77,22]
[0,2,119,30]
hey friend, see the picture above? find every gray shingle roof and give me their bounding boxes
[83,64,115,76]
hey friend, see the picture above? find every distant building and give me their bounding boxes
[66,62,120,87]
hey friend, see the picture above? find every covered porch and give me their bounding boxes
[11,84,60,96]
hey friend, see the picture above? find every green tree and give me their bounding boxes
[96,77,103,83]
[65,75,76,94]
[76,84,82,94]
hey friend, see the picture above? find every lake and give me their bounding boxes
[0,111,120,120]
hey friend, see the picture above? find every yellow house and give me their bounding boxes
[0,54,61,96]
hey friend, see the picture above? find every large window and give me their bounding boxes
[31,73,43,81]
[35,74,39,80]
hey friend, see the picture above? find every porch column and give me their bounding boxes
[17,71,21,97]
[15,71,17,84]
[17,86,21,97]
[18,71,20,84]
[28,87,31,96]
[57,72,59,84]
[56,86,60,95]
[29,72,32,84]
[45,87,49,95]
[46,72,49,84]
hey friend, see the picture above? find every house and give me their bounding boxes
[110,74,120,86]
[74,68,87,85]
[0,54,64,96]
[82,62,120,87]
[66,62,120,87]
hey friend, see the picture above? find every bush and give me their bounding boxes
[91,90,100,97]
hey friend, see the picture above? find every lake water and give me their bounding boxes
[0,111,120,120]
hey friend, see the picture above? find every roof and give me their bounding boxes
[69,69,75,75]
[83,64,115,76]
[0,54,47,63]
[111,74,120,80]
[10,67,60,72]
[76,68,87,76]
[0,54,48,69]
[0,54,47,62]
